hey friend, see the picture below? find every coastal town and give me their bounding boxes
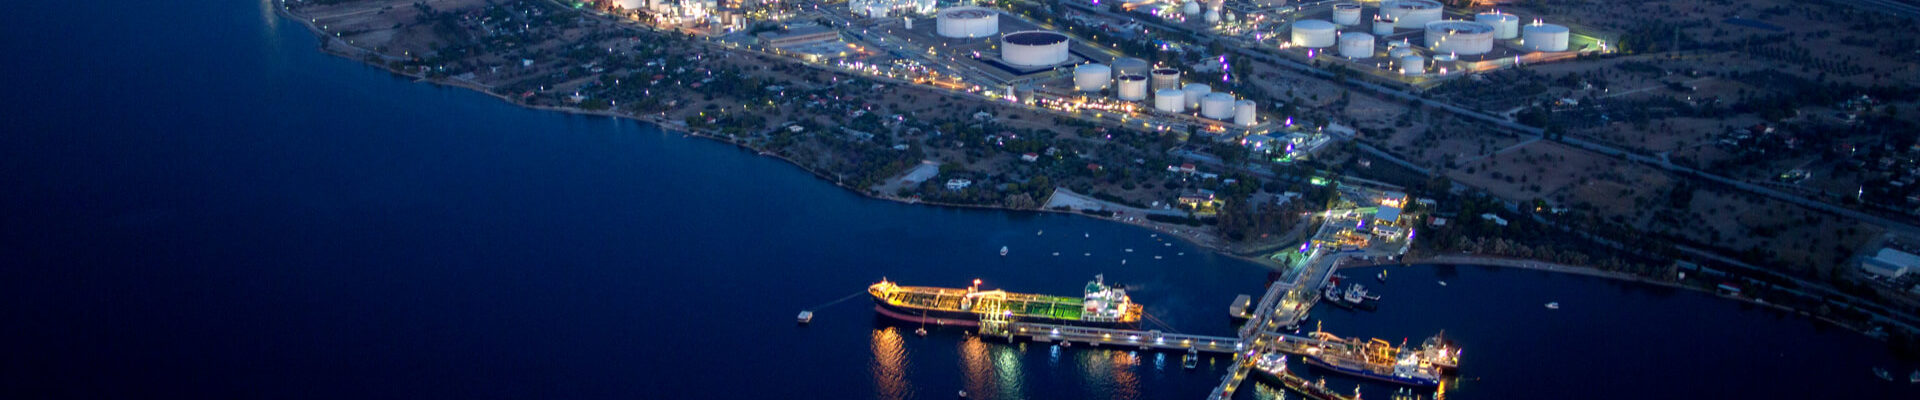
[276,0,1920,395]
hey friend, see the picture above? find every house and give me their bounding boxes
[1861,248,1920,279]
[1480,213,1508,226]
[1374,206,1402,226]
[1178,189,1220,211]
[945,179,973,190]
[1021,153,1040,162]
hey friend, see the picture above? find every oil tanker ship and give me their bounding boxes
[868,275,1142,328]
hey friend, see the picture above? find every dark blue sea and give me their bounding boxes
[1,1,1915,399]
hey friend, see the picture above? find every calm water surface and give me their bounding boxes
[0,1,1915,399]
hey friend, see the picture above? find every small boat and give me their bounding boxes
[1545,302,1560,310]
[1164,243,1172,247]
[1909,369,1918,383]
[1178,252,1184,256]
[916,327,928,337]
[796,311,814,324]
[1061,341,1072,347]
[958,390,968,398]
[1000,246,1009,256]
[1085,232,1090,238]
[1183,349,1199,369]
[1121,259,1128,265]
[1124,248,1134,252]
[1052,252,1060,256]
[1377,270,1388,282]
[1437,281,1448,286]
[1037,230,1043,236]
[1084,252,1091,256]
[1874,367,1893,381]
[1154,256,1163,260]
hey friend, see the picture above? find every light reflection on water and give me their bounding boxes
[870,327,909,400]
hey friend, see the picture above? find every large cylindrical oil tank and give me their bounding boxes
[1425,20,1494,55]
[1205,9,1221,24]
[1373,17,1396,36]
[1332,4,1363,26]
[1112,57,1151,78]
[1183,1,1201,16]
[1234,100,1257,127]
[937,7,1000,38]
[1182,83,1212,109]
[1150,68,1181,91]
[1522,23,1570,52]
[1073,64,1111,92]
[1001,31,1070,66]
[1388,47,1415,59]
[1154,89,1186,113]
[1116,75,1149,101]
[1382,0,1443,28]
[1291,19,1337,48]
[1200,93,1236,120]
[1475,12,1519,39]
[1399,55,1425,75]
[1339,32,1375,59]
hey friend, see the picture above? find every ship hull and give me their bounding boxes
[1303,355,1440,387]
[870,296,1137,329]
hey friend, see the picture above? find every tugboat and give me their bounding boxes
[1000,246,1009,256]
[1545,302,1560,310]
[1183,348,1200,370]
[1342,283,1381,311]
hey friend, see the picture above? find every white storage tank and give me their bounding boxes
[1332,4,1363,26]
[1200,93,1236,120]
[1475,12,1519,39]
[1150,68,1181,91]
[1372,17,1396,36]
[1113,57,1151,78]
[1339,32,1375,59]
[1399,55,1425,75]
[1154,89,1187,113]
[1205,9,1221,24]
[1073,64,1111,92]
[1522,22,1570,52]
[1425,20,1495,55]
[1234,100,1257,127]
[937,7,1000,39]
[1116,75,1149,101]
[1291,19,1337,48]
[1182,83,1212,109]
[1183,1,1201,16]
[1382,0,1443,28]
[1001,31,1070,66]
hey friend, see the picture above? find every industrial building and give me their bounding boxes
[758,25,842,48]
[1863,248,1920,279]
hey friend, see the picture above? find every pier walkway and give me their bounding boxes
[977,322,1246,354]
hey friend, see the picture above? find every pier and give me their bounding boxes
[977,321,1246,354]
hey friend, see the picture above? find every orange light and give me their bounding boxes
[973,279,982,286]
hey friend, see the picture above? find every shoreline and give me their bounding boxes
[271,2,1281,266]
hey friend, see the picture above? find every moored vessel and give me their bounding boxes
[869,275,1143,328]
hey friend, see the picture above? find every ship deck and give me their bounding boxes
[880,286,1088,320]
